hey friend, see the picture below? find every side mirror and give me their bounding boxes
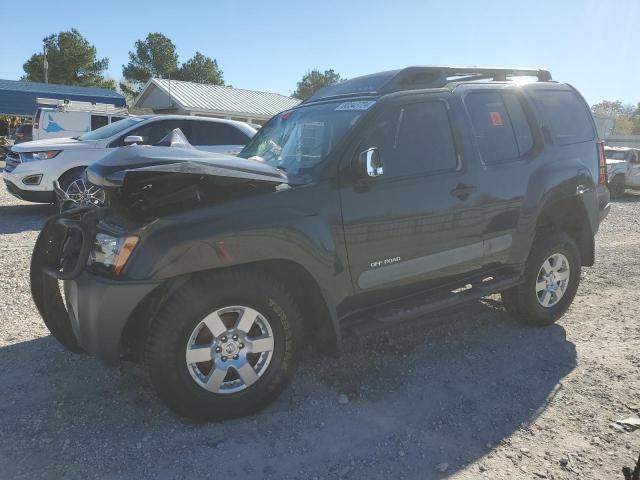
[123,135,143,145]
[356,147,384,179]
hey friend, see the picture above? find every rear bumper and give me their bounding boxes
[3,179,54,203]
[63,272,160,364]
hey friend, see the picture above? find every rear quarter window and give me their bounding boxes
[533,89,594,145]
[465,91,534,165]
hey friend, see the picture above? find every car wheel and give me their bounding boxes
[502,232,581,326]
[145,269,302,421]
[57,168,105,211]
[608,175,625,198]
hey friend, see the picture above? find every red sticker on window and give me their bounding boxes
[489,111,503,126]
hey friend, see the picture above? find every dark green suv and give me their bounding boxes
[31,67,610,420]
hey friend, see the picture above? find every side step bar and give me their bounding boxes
[341,274,523,337]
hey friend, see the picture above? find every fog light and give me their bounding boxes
[22,174,43,185]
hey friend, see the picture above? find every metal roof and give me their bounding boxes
[0,79,125,117]
[135,78,300,118]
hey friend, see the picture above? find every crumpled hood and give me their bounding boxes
[86,144,288,188]
[12,136,98,152]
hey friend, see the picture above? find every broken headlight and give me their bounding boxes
[88,230,139,276]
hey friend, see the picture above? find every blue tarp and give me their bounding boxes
[0,79,126,117]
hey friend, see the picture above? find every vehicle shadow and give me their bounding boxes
[0,299,575,479]
[0,202,54,234]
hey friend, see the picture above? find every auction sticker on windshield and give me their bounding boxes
[335,101,375,111]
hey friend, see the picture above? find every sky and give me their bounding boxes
[1,0,638,106]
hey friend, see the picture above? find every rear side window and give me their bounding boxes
[502,93,534,156]
[91,115,108,131]
[189,121,250,146]
[533,90,594,145]
[392,101,458,176]
[465,91,534,164]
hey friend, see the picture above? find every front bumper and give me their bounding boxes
[64,272,160,364]
[3,179,55,203]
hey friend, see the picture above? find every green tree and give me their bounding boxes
[292,69,343,100]
[592,100,640,135]
[614,116,634,135]
[592,100,626,118]
[632,103,640,135]
[177,52,224,85]
[22,29,114,89]
[121,33,179,97]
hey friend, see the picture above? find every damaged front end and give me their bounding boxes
[31,205,161,361]
[85,129,287,219]
[30,206,106,353]
[30,131,288,358]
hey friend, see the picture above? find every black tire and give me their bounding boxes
[608,175,625,198]
[58,167,86,191]
[145,268,303,421]
[502,232,581,326]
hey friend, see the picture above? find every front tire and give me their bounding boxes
[502,233,581,326]
[145,269,302,421]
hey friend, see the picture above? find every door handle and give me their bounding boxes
[450,183,476,200]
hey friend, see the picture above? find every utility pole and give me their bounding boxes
[43,43,48,83]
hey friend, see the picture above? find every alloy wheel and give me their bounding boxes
[185,306,275,394]
[63,177,105,209]
[535,252,571,308]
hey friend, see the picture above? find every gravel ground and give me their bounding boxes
[0,184,638,480]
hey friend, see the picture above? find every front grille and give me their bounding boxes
[3,151,20,173]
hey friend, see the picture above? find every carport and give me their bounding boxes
[0,79,125,118]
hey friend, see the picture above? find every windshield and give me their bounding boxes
[238,101,370,182]
[605,150,629,161]
[79,117,144,141]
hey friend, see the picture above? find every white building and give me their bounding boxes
[132,78,301,125]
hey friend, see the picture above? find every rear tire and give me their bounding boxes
[145,269,302,421]
[608,175,625,198]
[502,232,581,326]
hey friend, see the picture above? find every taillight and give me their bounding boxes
[597,141,607,186]
[34,110,40,129]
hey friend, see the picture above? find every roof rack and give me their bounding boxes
[36,97,129,115]
[385,66,551,91]
[304,66,552,104]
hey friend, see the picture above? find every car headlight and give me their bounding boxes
[88,231,139,276]
[20,150,61,161]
